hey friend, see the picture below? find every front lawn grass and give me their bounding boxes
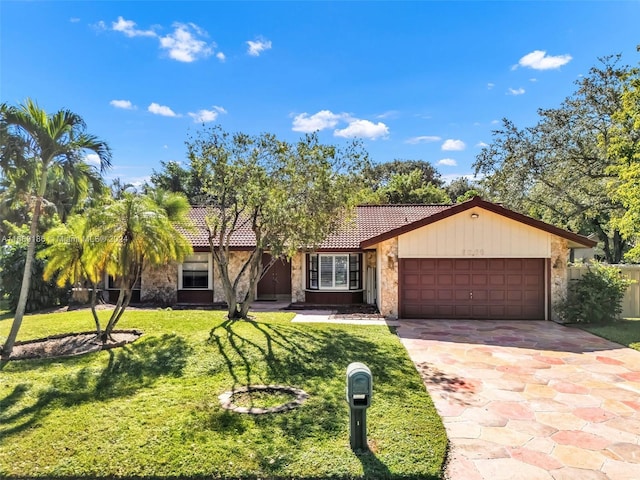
[579,317,640,352]
[0,309,447,479]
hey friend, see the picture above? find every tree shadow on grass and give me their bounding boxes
[0,334,192,442]
[204,319,424,476]
[207,319,417,391]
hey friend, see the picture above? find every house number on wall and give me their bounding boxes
[462,249,485,256]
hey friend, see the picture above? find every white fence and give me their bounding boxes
[568,265,640,319]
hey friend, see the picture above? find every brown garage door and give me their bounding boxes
[400,258,545,320]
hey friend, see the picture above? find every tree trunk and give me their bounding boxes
[89,282,101,337]
[238,249,264,319]
[612,230,625,264]
[212,247,240,319]
[1,166,48,359]
[102,286,127,343]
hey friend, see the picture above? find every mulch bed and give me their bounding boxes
[5,329,143,361]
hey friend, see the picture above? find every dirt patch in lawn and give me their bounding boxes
[5,330,142,361]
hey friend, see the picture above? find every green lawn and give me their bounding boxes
[579,317,640,352]
[0,309,447,479]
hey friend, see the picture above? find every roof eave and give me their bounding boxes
[360,197,597,249]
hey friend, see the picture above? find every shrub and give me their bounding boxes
[0,239,71,313]
[558,263,634,323]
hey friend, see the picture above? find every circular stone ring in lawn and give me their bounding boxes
[218,384,309,414]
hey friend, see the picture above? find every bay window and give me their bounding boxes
[308,253,361,290]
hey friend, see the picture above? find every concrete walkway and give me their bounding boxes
[396,320,640,480]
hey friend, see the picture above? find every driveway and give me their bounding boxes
[396,320,640,480]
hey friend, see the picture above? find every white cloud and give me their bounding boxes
[334,119,389,140]
[70,17,80,23]
[216,52,226,61]
[437,158,457,167]
[148,103,178,117]
[376,110,400,119]
[476,142,489,148]
[93,20,107,32]
[110,99,135,110]
[516,50,572,70]
[84,154,101,166]
[441,139,466,151]
[292,110,347,133]
[188,106,227,123]
[491,119,500,125]
[507,87,526,96]
[487,83,495,89]
[530,78,538,82]
[405,135,441,144]
[247,38,272,56]
[112,16,156,38]
[160,23,213,62]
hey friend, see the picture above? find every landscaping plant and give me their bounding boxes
[558,262,634,323]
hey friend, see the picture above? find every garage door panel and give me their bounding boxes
[507,291,522,301]
[437,289,454,301]
[420,274,436,286]
[472,290,488,301]
[472,305,489,317]
[401,258,545,320]
[421,290,436,301]
[455,290,470,301]
[404,274,419,286]
[404,289,420,301]
[490,290,505,301]
[507,274,522,285]
[436,305,455,316]
[455,305,472,316]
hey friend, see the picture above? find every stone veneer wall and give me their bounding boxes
[141,261,178,305]
[213,251,253,302]
[378,237,399,318]
[291,252,305,303]
[550,236,569,321]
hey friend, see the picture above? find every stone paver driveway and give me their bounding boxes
[396,320,640,480]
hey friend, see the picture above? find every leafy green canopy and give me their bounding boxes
[605,51,640,261]
[474,55,633,263]
[186,127,369,319]
[0,98,111,358]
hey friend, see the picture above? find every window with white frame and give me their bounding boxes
[308,253,361,290]
[180,253,211,289]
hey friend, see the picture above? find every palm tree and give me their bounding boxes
[98,192,192,341]
[0,99,111,359]
[38,215,106,336]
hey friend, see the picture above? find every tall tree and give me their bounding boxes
[38,216,105,335]
[364,159,443,189]
[0,99,111,359]
[377,169,449,204]
[186,127,368,319]
[474,55,631,263]
[445,176,484,203]
[95,192,192,341]
[605,55,640,260]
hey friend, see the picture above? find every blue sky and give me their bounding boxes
[2,1,639,187]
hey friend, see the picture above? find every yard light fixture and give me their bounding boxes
[471,213,479,219]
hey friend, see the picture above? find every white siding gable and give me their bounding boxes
[398,207,552,258]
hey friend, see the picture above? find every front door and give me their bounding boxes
[257,254,292,300]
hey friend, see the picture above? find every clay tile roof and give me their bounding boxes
[177,207,256,248]
[318,204,450,249]
[179,204,450,250]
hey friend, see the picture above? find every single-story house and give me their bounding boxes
[108,197,596,320]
